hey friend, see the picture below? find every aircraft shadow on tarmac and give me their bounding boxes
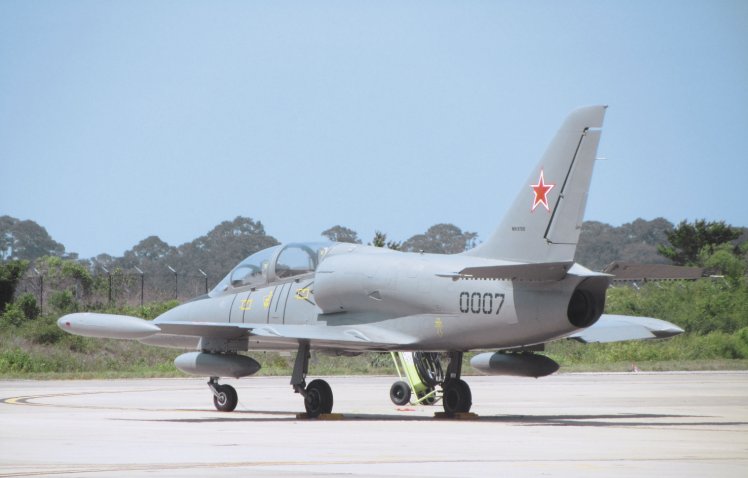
[111,410,748,428]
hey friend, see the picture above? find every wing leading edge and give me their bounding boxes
[155,320,415,350]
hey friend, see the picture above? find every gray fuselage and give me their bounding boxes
[150,242,608,352]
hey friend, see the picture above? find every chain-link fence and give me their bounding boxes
[16,270,214,313]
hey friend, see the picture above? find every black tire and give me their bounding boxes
[213,384,238,412]
[413,352,443,388]
[442,379,472,415]
[389,381,412,406]
[305,379,334,417]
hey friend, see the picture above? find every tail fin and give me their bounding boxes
[466,105,606,263]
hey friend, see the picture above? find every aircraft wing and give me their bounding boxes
[569,314,684,343]
[59,312,414,350]
[152,320,415,350]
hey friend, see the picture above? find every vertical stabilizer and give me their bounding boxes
[465,106,606,263]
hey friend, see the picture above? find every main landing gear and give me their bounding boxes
[208,377,238,412]
[441,351,472,415]
[291,340,333,417]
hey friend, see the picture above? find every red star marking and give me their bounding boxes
[530,169,555,212]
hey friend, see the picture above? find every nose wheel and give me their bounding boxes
[208,377,238,412]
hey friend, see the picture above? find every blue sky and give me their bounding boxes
[1,0,746,259]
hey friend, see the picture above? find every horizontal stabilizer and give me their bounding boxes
[455,262,572,281]
[569,314,684,343]
[57,313,161,339]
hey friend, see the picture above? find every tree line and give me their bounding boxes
[1,214,746,314]
[1,215,747,376]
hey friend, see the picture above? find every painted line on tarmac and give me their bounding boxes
[0,389,198,412]
[3,457,748,478]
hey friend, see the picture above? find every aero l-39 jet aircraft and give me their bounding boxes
[59,106,683,417]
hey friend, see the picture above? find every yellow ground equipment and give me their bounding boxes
[389,352,443,406]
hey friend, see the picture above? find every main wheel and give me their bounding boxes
[213,384,238,412]
[442,379,471,415]
[389,381,411,406]
[304,379,333,417]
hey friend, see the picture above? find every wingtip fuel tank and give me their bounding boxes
[57,313,161,339]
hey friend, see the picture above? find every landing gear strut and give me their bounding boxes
[208,377,238,412]
[441,351,472,415]
[291,340,333,417]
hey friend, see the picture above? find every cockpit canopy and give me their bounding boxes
[211,242,333,296]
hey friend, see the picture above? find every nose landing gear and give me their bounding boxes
[206,341,335,418]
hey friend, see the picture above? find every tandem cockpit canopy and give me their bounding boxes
[210,242,334,295]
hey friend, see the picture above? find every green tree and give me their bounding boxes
[321,225,361,244]
[370,231,400,250]
[123,236,176,263]
[16,293,40,320]
[177,216,279,280]
[401,223,477,254]
[658,220,742,265]
[701,244,747,284]
[48,290,78,314]
[575,218,674,270]
[0,260,29,312]
[0,216,66,261]
[35,257,94,294]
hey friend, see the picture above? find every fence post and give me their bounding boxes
[134,266,144,307]
[33,268,43,315]
[199,269,208,294]
[167,265,177,300]
[101,266,112,306]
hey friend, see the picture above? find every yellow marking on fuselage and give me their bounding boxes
[295,288,310,300]
[240,298,253,311]
[263,291,273,308]
[435,317,444,337]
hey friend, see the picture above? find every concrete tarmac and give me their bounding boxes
[1,372,747,477]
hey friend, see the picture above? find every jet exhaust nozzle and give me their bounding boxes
[470,352,559,378]
[174,352,261,378]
